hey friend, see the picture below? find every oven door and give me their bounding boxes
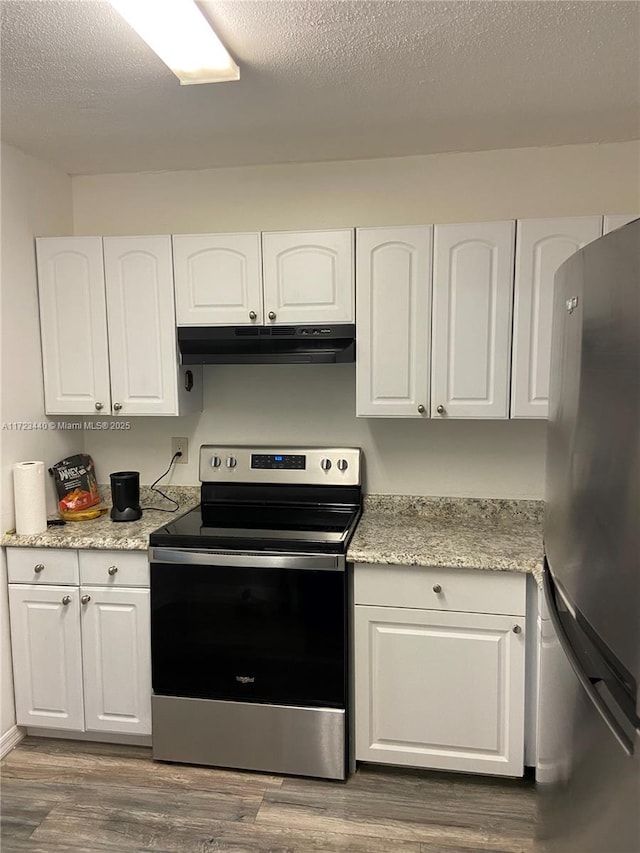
[150,549,346,709]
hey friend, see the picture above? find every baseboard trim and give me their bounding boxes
[25,727,151,747]
[0,725,25,758]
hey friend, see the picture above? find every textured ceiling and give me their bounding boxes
[1,0,639,175]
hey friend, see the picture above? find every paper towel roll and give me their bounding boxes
[13,461,47,535]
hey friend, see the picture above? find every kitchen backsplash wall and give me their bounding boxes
[82,364,547,499]
[73,139,638,500]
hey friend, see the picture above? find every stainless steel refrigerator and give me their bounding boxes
[538,219,640,852]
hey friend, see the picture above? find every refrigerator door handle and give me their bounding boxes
[544,570,634,757]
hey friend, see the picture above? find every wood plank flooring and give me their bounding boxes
[1,737,539,852]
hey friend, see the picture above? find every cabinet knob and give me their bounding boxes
[113,402,122,412]
[249,310,257,320]
[433,584,442,594]
[512,624,522,634]
[417,405,425,414]
[34,563,45,573]
[436,405,445,414]
[95,402,103,411]
[268,311,276,321]
[107,565,118,576]
[81,594,91,605]
[61,595,72,606]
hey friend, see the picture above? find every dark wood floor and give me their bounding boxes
[1,737,538,853]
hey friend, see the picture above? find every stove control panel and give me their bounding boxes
[199,446,361,486]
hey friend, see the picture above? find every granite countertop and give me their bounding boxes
[347,495,544,587]
[1,486,200,551]
[3,487,545,586]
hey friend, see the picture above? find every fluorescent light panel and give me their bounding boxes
[110,0,239,85]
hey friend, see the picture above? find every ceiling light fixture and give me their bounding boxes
[109,0,239,85]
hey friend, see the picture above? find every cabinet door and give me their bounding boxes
[36,237,111,415]
[103,236,178,415]
[356,227,432,417]
[8,585,84,731]
[354,605,525,776]
[602,214,638,234]
[262,230,354,324]
[173,233,263,326]
[81,587,151,735]
[511,217,602,418]
[431,221,515,418]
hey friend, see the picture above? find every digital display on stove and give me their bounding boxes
[251,454,306,470]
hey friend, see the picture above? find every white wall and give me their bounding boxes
[73,141,639,499]
[0,143,76,740]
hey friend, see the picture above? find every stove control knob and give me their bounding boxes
[210,456,221,468]
[226,456,237,469]
[337,459,349,472]
[320,458,332,471]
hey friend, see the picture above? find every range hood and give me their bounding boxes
[178,324,356,365]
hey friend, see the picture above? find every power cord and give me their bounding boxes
[141,451,182,513]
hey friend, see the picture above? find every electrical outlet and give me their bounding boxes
[172,437,188,464]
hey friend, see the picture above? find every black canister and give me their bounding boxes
[110,471,142,522]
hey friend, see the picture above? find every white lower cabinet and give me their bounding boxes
[354,565,526,776]
[8,585,85,731]
[7,548,151,737]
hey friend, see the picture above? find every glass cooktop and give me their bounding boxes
[149,502,361,554]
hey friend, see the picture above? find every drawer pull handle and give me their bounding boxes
[61,595,72,606]
[512,624,522,634]
[34,564,45,573]
[432,584,442,594]
[81,594,91,605]
[107,566,118,575]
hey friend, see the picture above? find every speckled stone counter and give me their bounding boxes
[1,486,199,551]
[347,495,544,587]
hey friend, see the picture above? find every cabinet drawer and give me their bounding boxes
[7,548,79,585]
[354,563,526,616]
[79,550,149,588]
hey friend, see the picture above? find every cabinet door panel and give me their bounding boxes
[173,233,263,326]
[356,227,432,416]
[262,230,354,324]
[511,217,602,418]
[81,587,151,735]
[36,237,111,415]
[103,236,178,415]
[8,585,84,730]
[432,222,515,418]
[602,214,638,234]
[355,605,525,776]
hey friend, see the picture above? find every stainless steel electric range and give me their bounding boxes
[148,445,362,780]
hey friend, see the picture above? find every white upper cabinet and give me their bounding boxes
[36,238,111,415]
[37,236,200,417]
[511,217,602,418]
[173,233,263,326]
[262,230,354,324]
[431,221,516,419]
[356,227,432,417]
[103,236,180,416]
[602,214,638,234]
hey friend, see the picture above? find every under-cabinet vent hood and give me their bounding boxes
[178,324,356,364]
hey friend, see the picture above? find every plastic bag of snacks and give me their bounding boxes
[49,454,107,521]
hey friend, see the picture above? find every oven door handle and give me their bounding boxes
[149,548,344,571]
